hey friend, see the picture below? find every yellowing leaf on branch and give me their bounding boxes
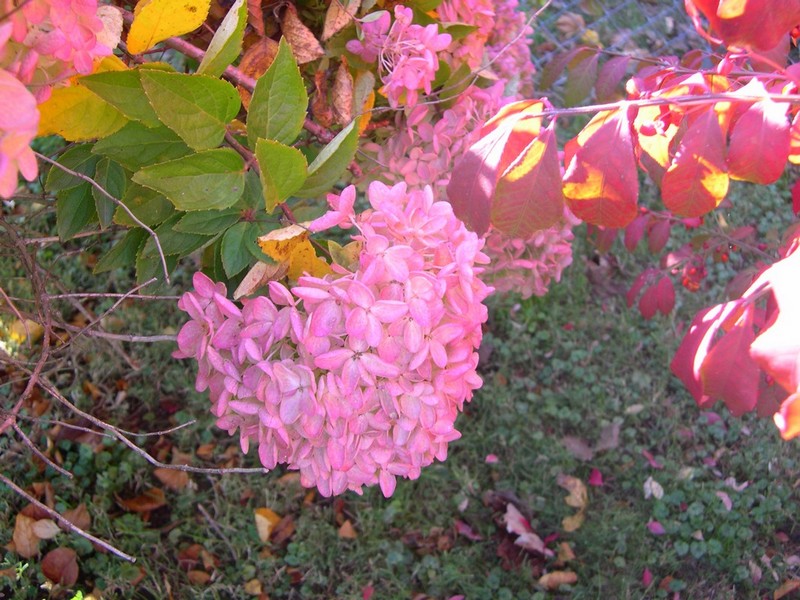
[281,4,324,64]
[38,85,128,141]
[127,0,212,54]
[258,225,331,280]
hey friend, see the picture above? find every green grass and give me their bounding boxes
[2,184,800,599]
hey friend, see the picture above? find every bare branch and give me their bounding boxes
[0,472,137,563]
[33,152,171,285]
[11,422,74,479]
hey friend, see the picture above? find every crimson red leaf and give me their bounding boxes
[624,213,648,252]
[661,109,729,217]
[728,82,790,184]
[686,0,800,51]
[647,219,671,254]
[656,276,675,315]
[563,107,639,227]
[596,56,630,103]
[792,178,800,216]
[491,125,564,237]
[41,547,79,586]
[700,315,760,416]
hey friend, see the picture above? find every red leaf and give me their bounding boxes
[670,300,746,406]
[647,219,671,254]
[596,56,630,103]
[41,547,79,586]
[563,107,639,227]
[661,109,729,217]
[775,392,800,440]
[624,213,649,252]
[749,249,800,392]
[792,179,800,216]
[448,101,545,236]
[638,282,660,320]
[656,276,675,316]
[564,49,599,107]
[728,81,790,184]
[699,314,760,416]
[686,0,800,51]
[627,268,657,308]
[491,125,564,237]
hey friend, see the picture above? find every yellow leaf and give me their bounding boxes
[127,0,212,54]
[254,508,281,543]
[357,91,375,135]
[288,239,332,280]
[562,511,585,532]
[258,224,309,263]
[38,85,127,141]
[539,570,578,590]
[557,474,588,509]
[6,319,44,344]
[328,239,361,271]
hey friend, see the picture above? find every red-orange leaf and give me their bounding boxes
[563,107,639,227]
[661,109,729,217]
[686,0,800,51]
[491,125,564,238]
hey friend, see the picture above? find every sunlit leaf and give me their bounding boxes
[38,85,128,141]
[197,0,247,77]
[127,0,212,54]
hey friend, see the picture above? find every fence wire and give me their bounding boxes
[530,0,701,74]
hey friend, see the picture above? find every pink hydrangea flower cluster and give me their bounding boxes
[0,0,113,198]
[347,5,451,108]
[485,0,536,98]
[438,0,495,70]
[174,182,492,497]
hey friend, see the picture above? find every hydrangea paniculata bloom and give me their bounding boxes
[438,0,495,70]
[348,5,451,108]
[485,0,536,97]
[174,182,492,497]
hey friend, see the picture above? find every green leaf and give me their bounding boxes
[94,228,147,274]
[140,70,241,151]
[239,168,266,210]
[221,221,257,277]
[92,122,192,171]
[93,158,128,228]
[247,38,308,147]
[202,238,227,282]
[197,0,247,77]
[114,183,174,227]
[175,208,241,234]
[442,22,478,41]
[140,213,215,257]
[57,184,97,240]
[46,145,100,192]
[254,139,308,212]
[136,251,178,285]
[295,120,358,197]
[80,70,161,127]
[132,149,245,211]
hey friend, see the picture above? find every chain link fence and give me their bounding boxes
[530,0,701,74]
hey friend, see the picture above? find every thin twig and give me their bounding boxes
[0,472,137,563]
[11,423,74,479]
[197,503,238,562]
[56,323,177,343]
[33,153,171,285]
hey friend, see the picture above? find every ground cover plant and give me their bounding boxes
[2,0,800,597]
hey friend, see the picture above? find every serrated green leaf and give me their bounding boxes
[247,38,308,147]
[140,213,215,258]
[174,208,241,234]
[197,0,247,77]
[140,70,241,151]
[221,221,256,277]
[132,149,245,211]
[114,183,174,227]
[46,145,99,192]
[93,158,128,228]
[94,228,148,274]
[136,251,178,285]
[239,169,265,210]
[254,139,308,212]
[57,184,97,240]
[80,70,161,127]
[295,120,358,197]
[38,85,128,141]
[202,238,227,282]
[92,122,192,171]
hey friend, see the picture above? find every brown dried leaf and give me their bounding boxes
[244,578,263,595]
[323,0,359,41]
[338,519,358,539]
[118,488,167,513]
[332,58,354,126]
[154,467,190,491]
[555,12,585,38]
[539,570,578,590]
[234,261,289,300]
[557,474,588,509]
[41,547,79,586]
[238,37,279,109]
[556,541,576,564]
[254,508,282,543]
[562,512,585,532]
[311,69,335,128]
[595,422,621,452]
[775,580,800,600]
[62,503,91,531]
[562,436,594,461]
[271,515,296,545]
[281,4,324,64]
[247,0,265,36]
[12,514,39,558]
[32,519,61,540]
[187,570,211,585]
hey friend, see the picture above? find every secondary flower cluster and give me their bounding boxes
[348,5,451,108]
[174,182,492,497]
[361,0,576,299]
[0,0,114,198]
